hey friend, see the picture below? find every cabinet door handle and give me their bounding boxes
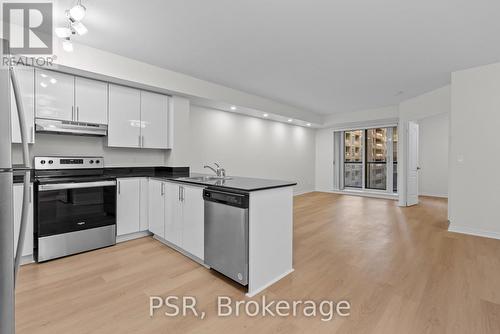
[72,106,74,120]
[178,186,181,201]
[76,106,79,121]
[118,181,121,194]
[138,135,141,147]
[142,135,144,148]
[161,183,164,196]
[30,126,34,143]
[180,186,184,202]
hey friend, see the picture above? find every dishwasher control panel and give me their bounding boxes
[203,189,249,208]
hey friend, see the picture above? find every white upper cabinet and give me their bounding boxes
[75,77,108,124]
[140,91,169,149]
[108,84,141,148]
[35,69,74,121]
[11,66,35,144]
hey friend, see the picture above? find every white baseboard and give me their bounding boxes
[316,189,398,201]
[116,230,152,243]
[293,189,315,196]
[152,235,206,266]
[20,254,34,266]
[420,192,448,198]
[246,268,294,298]
[448,225,500,240]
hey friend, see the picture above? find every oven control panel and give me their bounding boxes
[34,156,104,170]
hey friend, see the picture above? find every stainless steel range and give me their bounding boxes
[34,156,116,262]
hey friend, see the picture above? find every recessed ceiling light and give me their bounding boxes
[263,113,269,117]
[287,119,293,122]
[230,106,237,111]
[306,123,311,127]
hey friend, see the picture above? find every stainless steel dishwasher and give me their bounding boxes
[203,188,249,285]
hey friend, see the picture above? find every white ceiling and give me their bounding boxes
[56,0,500,115]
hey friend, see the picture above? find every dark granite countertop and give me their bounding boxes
[25,164,296,191]
[151,173,297,192]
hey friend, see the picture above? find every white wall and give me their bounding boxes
[399,86,451,121]
[418,113,449,197]
[12,135,166,167]
[397,85,450,205]
[188,106,316,195]
[448,62,500,239]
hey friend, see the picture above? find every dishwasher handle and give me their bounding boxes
[203,189,249,209]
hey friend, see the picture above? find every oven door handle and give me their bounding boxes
[39,180,116,191]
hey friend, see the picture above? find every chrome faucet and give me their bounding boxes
[204,163,226,178]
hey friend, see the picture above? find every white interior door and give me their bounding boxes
[407,121,420,206]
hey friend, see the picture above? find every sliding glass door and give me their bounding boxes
[366,128,387,190]
[344,130,363,188]
[341,126,397,193]
[392,127,398,193]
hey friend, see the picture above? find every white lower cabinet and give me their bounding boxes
[148,179,165,238]
[116,178,148,236]
[164,182,183,246]
[148,180,204,260]
[181,185,205,260]
[13,183,34,258]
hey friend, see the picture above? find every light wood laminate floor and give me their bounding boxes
[16,193,500,333]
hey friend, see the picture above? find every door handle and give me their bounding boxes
[138,135,141,147]
[181,186,184,202]
[118,181,121,194]
[76,106,79,121]
[30,126,34,143]
[141,135,145,148]
[161,182,164,196]
[72,106,74,120]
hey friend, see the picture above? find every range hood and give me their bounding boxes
[35,118,107,136]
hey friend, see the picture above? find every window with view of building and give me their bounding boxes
[366,128,387,190]
[344,130,363,188]
[341,126,397,194]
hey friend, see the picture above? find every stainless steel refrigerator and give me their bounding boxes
[0,42,15,334]
[1,40,32,334]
